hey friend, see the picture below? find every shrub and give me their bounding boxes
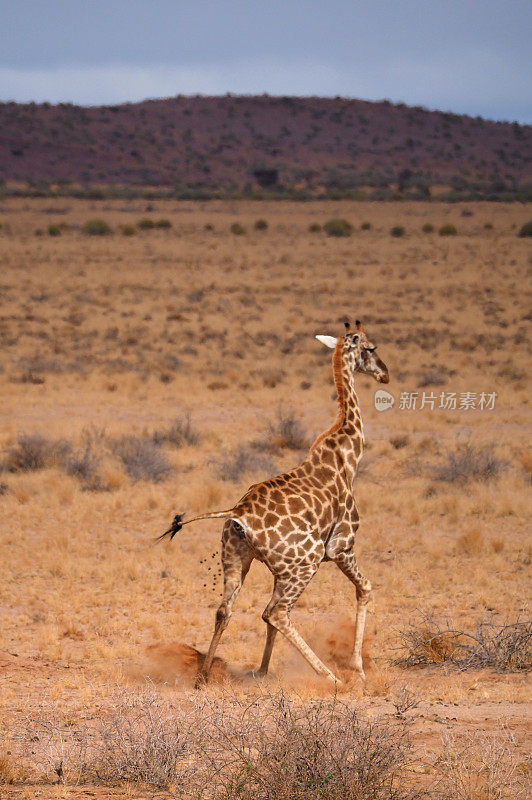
[390,225,405,238]
[484,222,494,230]
[215,445,274,482]
[395,613,532,672]
[204,223,214,231]
[323,218,353,237]
[230,222,246,235]
[137,218,155,230]
[255,405,308,451]
[152,414,200,447]
[155,218,172,229]
[361,221,372,230]
[254,218,268,230]
[47,223,62,237]
[308,222,321,232]
[82,218,111,236]
[4,433,70,472]
[121,224,137,236]
[439,223,457,236]
[111,436,172,482]
[517,221,532,237]
[64,428,109,491]
[422,222,434,233]
[433,441,505,483]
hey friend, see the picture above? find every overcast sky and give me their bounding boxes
[1,0,530,122]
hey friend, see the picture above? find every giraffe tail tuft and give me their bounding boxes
[157,513,184,542]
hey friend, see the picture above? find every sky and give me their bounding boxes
[1,0,530,123]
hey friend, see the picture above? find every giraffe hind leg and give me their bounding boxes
[334,551,371,678]
[195,523,253,688]
[263,569,340,684]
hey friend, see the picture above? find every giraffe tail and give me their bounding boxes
[156,509,239,542]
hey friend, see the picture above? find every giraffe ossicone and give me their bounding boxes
[160,322,389,687]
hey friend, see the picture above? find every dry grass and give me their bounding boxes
[0,198,530,796]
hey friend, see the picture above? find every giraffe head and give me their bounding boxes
[316,320,389,383]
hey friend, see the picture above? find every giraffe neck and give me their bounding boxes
[311,337,364,452]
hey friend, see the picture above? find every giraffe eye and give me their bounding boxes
[366,346,376,353]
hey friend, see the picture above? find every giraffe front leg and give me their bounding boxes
[195,525,252,689]
[335,552,371,679]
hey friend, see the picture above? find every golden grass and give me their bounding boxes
[0,198,530,793]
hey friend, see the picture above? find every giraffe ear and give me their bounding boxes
[315,335,337,349]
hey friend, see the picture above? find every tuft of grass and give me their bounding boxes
[432,441,506,483]
[121,223,137,236]
[323,218,352,237]
[230,222,246,235]
[517,220,532,237]
[361,221,372,230]
[308,222,321,232]
[4,432,71,472]
[137,218,155,230]
[152,414,200,448]
[422,222,434,233]
[111,436,172,482]
[254,218,268,230]
[155,218,172,229]
[64,428,110,491]
[439,223,457,236]
[215,445,275,482]
[47,223,62,236]
[390,225,405,238]
[82,218,111,236]
[395,613,532,672]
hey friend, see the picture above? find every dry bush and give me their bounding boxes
[215,445,275,482]
[0,750,26,784]
[432,442,506,483]
[199,691,414,800]
[23,720,89,785]
[111,436,172,482]
[90,687,192,790]
[64,427,110,491]
[255,405,308,452]
[152,414,200,447]
[395,614,532,672]
[434,731,529,800]
[3,432,71,472]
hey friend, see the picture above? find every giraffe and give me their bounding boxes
[159,320,389,687]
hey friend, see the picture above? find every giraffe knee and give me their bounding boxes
[216,603,230,625]
[356,578,372,603]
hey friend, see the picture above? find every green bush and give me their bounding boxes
[422,223,434,233]
[439,224,457,236]
[361,221,372,230]
[137,218,155,230]
[390,225,405,238]
[323,218,353,237]
[254,218,268,230]
[517,221,532,238]
[308,222,321,233]
[47,223,62,237]
[82,218,112,236]
[121,224,137,236]
[230,222,246,235]
[155,219,172,229]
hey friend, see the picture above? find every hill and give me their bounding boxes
[0,95,530,198]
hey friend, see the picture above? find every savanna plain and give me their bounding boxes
[0,198,530,798]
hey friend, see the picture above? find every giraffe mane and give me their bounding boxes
[310,336,345,450]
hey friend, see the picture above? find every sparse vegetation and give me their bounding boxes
[152,414,200,447]
[395,614,532,671]
[215,445,275,482]
[4,432,70,472]
[432,441,506,483]
[439,223,457,236]
[256,405,308,451]
[323,218,353,237]
[308,222,321,232]
[82,218,112,235]
[230,222,246,235]
[155,218,172,229]
[47,223,62,236]
[121,223,137,236]
[517,221,532,237]
[390,225,405,237]
[361,221,372,230]
[111,436,172,482]
[137,217,155,230]
[422,222,434,233]
[254,218,268,230]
